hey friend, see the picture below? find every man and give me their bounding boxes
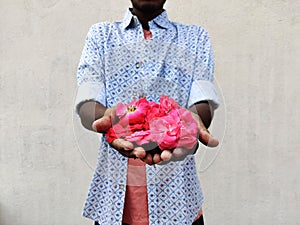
[75,0,220,224]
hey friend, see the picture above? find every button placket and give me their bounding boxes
[135,59,149,97]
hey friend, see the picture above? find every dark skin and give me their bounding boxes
[130,0,166,29]
[77,0,219,165]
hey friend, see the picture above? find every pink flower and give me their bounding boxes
[124,130,152,145]
[149,110,181,150]
[146,101,163,122]
[105,96,199,150]
[106,124,130,143]
[159,95,180,114]
[105,98,151,144]
[116,98,150,126]
[128,123,148,132]
[177,109,199,149]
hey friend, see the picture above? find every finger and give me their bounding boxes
[108,106,117,119]
[199,129,219,147]
[172,147,186,158]
[153,153,162,164]
[160,150,172,161]
[143,153,154,165]
[132,147,146,159]
[92,117,112,133]
[111,138,134,151]
[170,147,188,161]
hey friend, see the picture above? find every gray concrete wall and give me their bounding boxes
[1,0,299,224]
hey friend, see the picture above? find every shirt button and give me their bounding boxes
[135,62,140,69]
[119,184,124,189]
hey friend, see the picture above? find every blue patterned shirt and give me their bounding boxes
[75,9,219,225]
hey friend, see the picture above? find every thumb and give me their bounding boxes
[92,116,112,133]
[199,129,219,147]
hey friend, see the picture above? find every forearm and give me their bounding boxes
[189,101,213,129]
[77,101,107,131]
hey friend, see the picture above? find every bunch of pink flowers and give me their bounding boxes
[106,95,199,151]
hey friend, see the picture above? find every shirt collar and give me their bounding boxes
[122,8,171,30]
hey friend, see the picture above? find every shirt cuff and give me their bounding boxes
[74,82,106,114]
[188,80,220,110]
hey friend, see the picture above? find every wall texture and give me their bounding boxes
[1,0,299,225]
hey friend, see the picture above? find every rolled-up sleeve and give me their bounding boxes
[74,24,106,114]
[74,82,106,113]
[188,28,220,109]
[188,80,220,109]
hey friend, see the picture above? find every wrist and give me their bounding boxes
[78,101,107,131]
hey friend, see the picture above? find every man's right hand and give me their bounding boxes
[92,107,116,133]
[92,107,146,159]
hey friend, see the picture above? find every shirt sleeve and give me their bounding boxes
[188,28,220,110]
[74,24,106,114]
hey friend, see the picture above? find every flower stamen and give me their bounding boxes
[127,105,137,113]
